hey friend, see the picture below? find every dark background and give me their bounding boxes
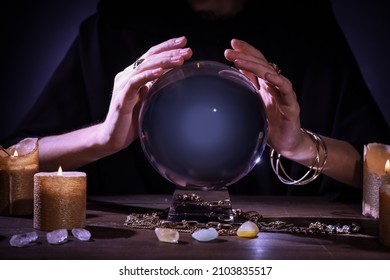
[1,0,389,143]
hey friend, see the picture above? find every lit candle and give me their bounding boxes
[33,166,87,231]
[0,138,39,215]
[379,160,390,246]
[363,143,390,219]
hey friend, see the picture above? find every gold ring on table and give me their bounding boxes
[133,58,145,69]
[268,62,281,75]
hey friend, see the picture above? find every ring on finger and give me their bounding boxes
[133,58,145,69]
[268,62,281,75]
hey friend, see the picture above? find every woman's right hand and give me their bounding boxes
[100,36,193,155]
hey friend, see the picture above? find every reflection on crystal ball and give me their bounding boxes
[139,60,268,189]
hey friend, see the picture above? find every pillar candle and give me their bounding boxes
[363,143,390,219]
[0,138,39,215]
[380,183,390,246]
[33,167,87,231]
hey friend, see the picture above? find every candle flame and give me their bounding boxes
[12,150,18,157]
[386,159,390,174]
[57,166,63,176]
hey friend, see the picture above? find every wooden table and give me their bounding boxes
[1,195,390,260]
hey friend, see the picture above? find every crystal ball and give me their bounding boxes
[139,60,268,189]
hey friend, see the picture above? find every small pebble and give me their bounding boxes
[72,228,91,241]
[155,228,179,243]
[192,228,218,242]
[47,229,68,245]
[9,232,38,247]
[237,221,259,238]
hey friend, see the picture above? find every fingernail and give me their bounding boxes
[152,68,162,74]
[170,56,182,62]
[179,48,190,54]
[174,36,185,44]
[265,72,276,80]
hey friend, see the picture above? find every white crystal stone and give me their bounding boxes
[237,221,259,238]
[192,228,219,242]
[9,231,38,247]
[155,228,179,243]
[72,228,91,241]
[46,229,68,245]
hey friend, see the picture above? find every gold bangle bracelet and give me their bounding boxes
[270,128,328,185]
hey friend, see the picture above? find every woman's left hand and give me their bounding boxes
[224,38,304,158]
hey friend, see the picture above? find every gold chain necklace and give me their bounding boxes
[124,206,361,236]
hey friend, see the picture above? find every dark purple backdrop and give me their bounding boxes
[1,0,389,142]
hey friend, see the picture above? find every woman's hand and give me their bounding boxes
[224,39,362,187]
[101,36,193,154]
[38,36,193,171]
[224,38,304,159]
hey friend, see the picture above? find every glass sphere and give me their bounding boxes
[139,60,268,189]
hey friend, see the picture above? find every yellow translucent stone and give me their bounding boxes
[155,228,180,243]
[237,221,259,238]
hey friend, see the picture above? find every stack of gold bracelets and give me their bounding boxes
[270,128,328,185]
